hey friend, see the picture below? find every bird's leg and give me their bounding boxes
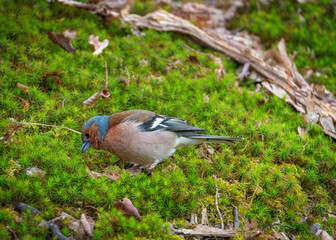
[126,164,143,175]
[146,159,162,171]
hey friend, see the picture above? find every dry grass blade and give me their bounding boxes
[10,118,81,134]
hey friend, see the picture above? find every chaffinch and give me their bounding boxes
[81,110,243,170]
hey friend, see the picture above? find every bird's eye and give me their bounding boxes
[85,132,90,138]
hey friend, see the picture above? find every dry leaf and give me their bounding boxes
[319,117,336,139]
[316,230,333,240]
[50,212,86,237]
[86,167,120,181]
[17,83,29,92]
[80,214,95,237]
[88,35,109,55]
[114,198,142,220]
[62,29,77,40]
[83,61,111,107]
[48,29,77,55]
[0,131,15,144]
[203,94,209,103]
[297,126,308,138]
[17,97,30,109]
[26,167,46,177]
[188,55,199,64]
[83,89,111,107]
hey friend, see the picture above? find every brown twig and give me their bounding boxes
[10,118,81,134]
[6,226,18,240]
[213,175,224,230]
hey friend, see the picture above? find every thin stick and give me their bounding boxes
[213,175,224,230]
[6,226,19,240]
[10,119,81,134]
[105,61,108,89]
[62,97,68,108]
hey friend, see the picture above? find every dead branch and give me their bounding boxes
[10,201,41,215]
[6,226,19,240]
[172,225,235,238]
[47,221,70,240]
[53,1,336,140]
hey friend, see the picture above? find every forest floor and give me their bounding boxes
[0,0,335,239]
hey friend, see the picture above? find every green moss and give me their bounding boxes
[0,0,335,239]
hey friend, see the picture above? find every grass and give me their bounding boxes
[0,0,335,239]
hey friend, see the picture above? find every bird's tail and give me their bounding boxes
[176,133,243,147]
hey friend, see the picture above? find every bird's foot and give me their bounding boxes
[126,164,143,176]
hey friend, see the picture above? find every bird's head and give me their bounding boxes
[81,115,109,153]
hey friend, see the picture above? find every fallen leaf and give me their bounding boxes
[17,97,30,109]
[83,89,111,107]
[48,29,77,55]
[297,126,308,138]
[80,214,95,237]
[319,117,336,139]
[0,131,15,144]
[62,29,77,40]
[88,35,109,55]
[83,61,111,107]
[203,94,209,103]
[86,167,120,181]
[188,55,199,64]
[26,167,46,177]
[316,230,333,240]
[114,198,142,220]
[50,212,86,236]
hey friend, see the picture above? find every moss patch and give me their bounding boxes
[0,0,335,239]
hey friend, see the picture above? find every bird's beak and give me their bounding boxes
[81,141,90,153]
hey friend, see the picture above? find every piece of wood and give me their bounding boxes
[172,225,235,238]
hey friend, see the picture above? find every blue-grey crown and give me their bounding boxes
[82,115,109,140]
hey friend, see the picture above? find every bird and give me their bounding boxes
[81,110,243,170]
